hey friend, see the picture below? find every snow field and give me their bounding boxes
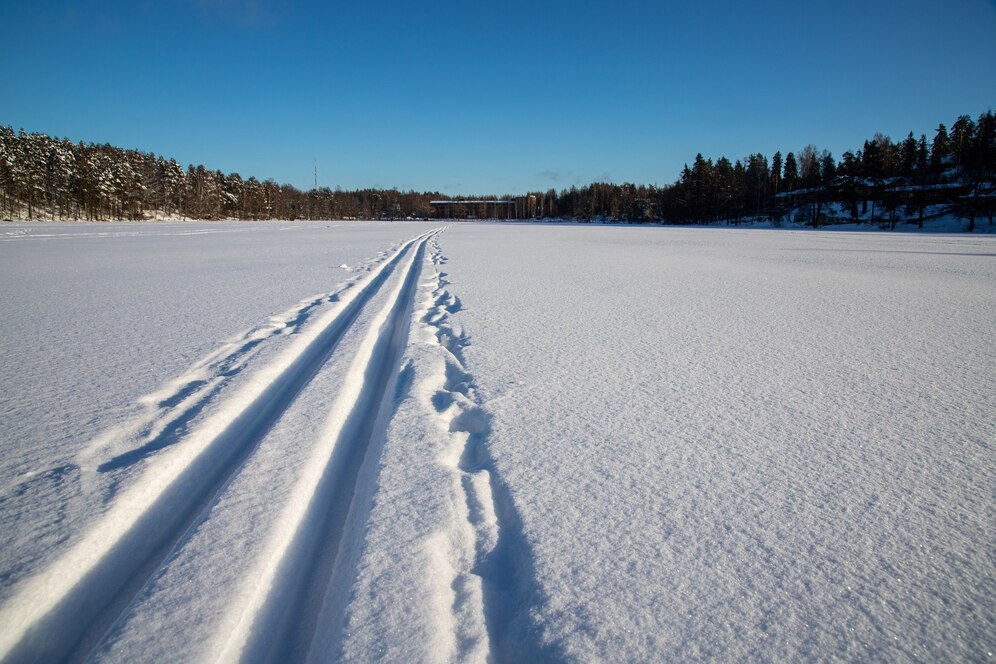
[0,221,992,663]
[434,224,995,662]
[0,224,441,661]
[0,221,421,600]
[93,232,434,663]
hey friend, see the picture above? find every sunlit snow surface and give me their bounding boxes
[0,221,993,662]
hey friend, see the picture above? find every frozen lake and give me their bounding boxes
[1,221,993,662]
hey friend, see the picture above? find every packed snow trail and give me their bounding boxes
[0,229,439,663]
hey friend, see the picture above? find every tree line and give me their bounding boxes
[0,128,446,222]
[527,110,993,231]
[1,110,993,230]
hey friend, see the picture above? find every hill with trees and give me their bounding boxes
[1,111,993,230]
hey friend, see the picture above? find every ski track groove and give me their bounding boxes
[213,230,433,663]
[0,229,439,664]
[75,248,388,477]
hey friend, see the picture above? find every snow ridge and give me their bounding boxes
[417,239,556,663]
[0,230,437,663]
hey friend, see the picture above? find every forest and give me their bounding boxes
[1,111,993,230]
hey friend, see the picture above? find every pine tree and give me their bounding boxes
[958,111,996,231]
[770,151,782,194]
[899,131,918,176]
[0,127,15,217]
[974,111,996,227]
[733,159,746,222]
[862,139,883,179]
[839,150,861,219]
[743,154,768,218]
[916,135,929,172]
[950,115,976,167]
[971,110,995,175]
[820,152,836,184]
[783,152,798,191]
[839,151,857,177]
[931,124,950,170]
[914,134,930,229]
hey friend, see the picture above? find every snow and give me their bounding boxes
[0,221,418,613]
[0,221,993,662]
[707,209,994,233]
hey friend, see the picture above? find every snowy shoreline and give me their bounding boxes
[5,214,993,234]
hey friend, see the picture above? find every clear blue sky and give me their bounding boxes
[2,0,994,195]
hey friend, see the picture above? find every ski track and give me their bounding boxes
[76,248,388,477]
[414,239,555,663]
[212,228,430,663]
[0,227,555,664]
[2,245,391,498]
[0,229,439,663]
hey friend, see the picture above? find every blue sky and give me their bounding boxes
[2,0,994,194]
